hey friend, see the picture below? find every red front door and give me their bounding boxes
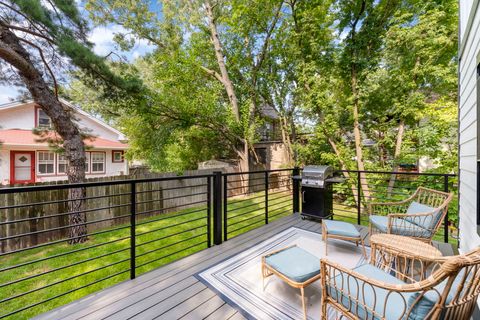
[10,151,35,184]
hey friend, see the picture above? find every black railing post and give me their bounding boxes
[357,171,361,225]
[223,174,228,241]
[265,171,269,224]
[444,175,449,243]
[130,182,136,280]
[293,167,300,214]
[213,171,223,245]
[207,176,212,248]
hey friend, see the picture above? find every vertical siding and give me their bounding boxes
[459,1,480,252]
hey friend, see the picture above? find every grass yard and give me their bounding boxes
[0,190,292,320]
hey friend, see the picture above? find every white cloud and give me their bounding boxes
[89,25,125,56]
[0,86,21,104]
[89,25,156,60]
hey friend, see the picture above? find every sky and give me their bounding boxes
[0,3,157,104]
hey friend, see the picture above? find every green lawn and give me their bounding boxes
[0,191,292,320]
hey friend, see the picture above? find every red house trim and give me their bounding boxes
[10,151,36,184]
[112,150,124,163]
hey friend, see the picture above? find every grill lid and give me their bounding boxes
[301,165,334,188]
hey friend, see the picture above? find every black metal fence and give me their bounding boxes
[0,168,457,319]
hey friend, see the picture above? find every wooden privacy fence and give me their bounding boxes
[0,167,246,253]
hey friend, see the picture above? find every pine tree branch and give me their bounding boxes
[18,37,59,99]
[4,24,55,44]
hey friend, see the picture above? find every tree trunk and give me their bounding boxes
[326,134,358,208]
[387,120,405,197]
[236,142,250,194]
[0,23,88,244]
[351,70,371,200]
[349,0,371,202]
[204,1,251,192]
[204,0,240,121]
[280,116,294,165]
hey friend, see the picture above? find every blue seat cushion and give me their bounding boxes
[404,201,439,230]
[370,215,432,238]
[323,220,361,238]
[326,264,415,319]
[265,246,320,283]
[407,269,471,319]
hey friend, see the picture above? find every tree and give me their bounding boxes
[0,0,141,243]
[81,0,298,177]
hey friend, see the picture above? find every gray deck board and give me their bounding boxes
[179,295,230,320]
[203,302,238,320]
[35,214,455,320]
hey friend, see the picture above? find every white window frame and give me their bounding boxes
[37,108,52,129]
[90,152,106,174]
[57,154,68,175]
[85,152,90,174]
[37,151,56,176]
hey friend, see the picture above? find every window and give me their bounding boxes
[57,154,68,174]
[91,152,105,173]
[37,108,52,128]
[37,151,55,175]
[112,150,124,163]
[85,152,90,173]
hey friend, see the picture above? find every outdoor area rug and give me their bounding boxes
[196,226,369,320]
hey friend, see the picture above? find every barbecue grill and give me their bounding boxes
[296,165,340,220]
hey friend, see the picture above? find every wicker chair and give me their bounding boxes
[320,246,480,320]
[367,187,453,243]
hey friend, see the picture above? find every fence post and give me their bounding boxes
[265,171,269,224]
[213,171,223,245]
[443,175,449,243]
[223,174,228,241]
[357,171,361,225]
[293,167,300,214]
[207,176,212,248]
[130,181,136,280]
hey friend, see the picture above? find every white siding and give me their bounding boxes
[459,0,480,252]
[0,103,36,129]
[74,113,121,141]
[0,103,122,141]
[0,149,10,184]
[461,0,475,41]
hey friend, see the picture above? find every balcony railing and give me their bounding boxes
[0,168,457,319]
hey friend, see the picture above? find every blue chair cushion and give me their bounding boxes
[323,220,361,238]
[404,201,438,230]
[370,215,432,238]
[407,269,471,319]
[264,246,320,283]
[326,264,415,320]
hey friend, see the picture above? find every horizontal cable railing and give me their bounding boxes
[222,169,296,240]
[0,174,211,320]
[0,167,457,319]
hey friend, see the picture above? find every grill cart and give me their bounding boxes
[294,165,343,221]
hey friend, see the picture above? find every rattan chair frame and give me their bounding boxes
[320,246,480,320]
[262,245,322,320]
[368,187,454,243]
[322,221,367,258]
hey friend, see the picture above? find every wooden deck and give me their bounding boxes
[34,214,456,320]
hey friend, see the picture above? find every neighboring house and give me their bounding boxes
[0,99,128,185]
[459,0,480,254]
[252,104,291,172]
